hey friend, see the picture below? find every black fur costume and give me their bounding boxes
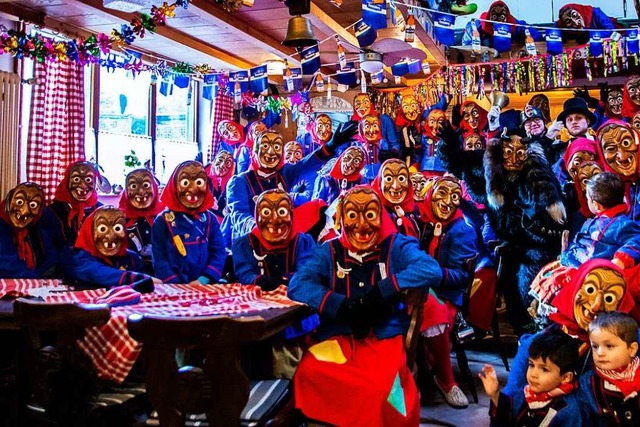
[438,126,566,333]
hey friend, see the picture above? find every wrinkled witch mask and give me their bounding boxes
[126,169,156,210]
[573,267,625,331]
[93,207,126,257]
[380,160,409,205]
[68,162,97,203]
[6,183,43,229]
[341,187,381,252]
[175,161,208,209]
[256,189,292,246]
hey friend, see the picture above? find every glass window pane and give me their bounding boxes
[97,132,152,188]
[156,79,194,142]
[99,68,150,135]
[154,139,199,185]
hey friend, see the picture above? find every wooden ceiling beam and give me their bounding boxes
[308,2,360,51]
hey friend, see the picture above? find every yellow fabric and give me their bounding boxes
[309,339,347,364]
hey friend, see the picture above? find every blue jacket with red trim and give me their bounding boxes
[288,233,442,341]
[560,207,640,268]
[65,247,152,290]
[151,209,226,283]
[489,389,583,427]
[578,369,640,427]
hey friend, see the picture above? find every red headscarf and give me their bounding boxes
[556,4,594,29]
[74,208,128,265]
[480,1,517,35]
[159,162,215,215]
[562,138,599,217]
[54,161,100,229]
[394,103,421,128]
[371,160,416,214]
[351,94,376,121]
[0,195,43,270]
[549,259,635,341]
[218,120,245,145]
[594,119,639,183]
[205,156,236,194]
[329,147,366,182]
[118,172,164,227]
[417,178,465,257]
[621,77,640,120]
[458,101,489,135]
[337,185,397,253]
[422,109,446,140]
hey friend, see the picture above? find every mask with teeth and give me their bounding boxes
[254,130,284,170]
[217,120,244,144]
[576,161,603,193]
[502,135,527,172]
[568,151,596,181]
[340,146,365,177]
[426,110,446,138]
[606,88,623,116]
[175,161,208,209]
[256,190,292,247]
[68,162,97,203]
[92,207,126,257]
[380,159,410,205]
[213,151,234,177]
[249,121,268,144]
[400,94,420,122]
[6,183,43,229]
[353,93,372,120]
[313,114,333,144]
[573,267,625,331]
[598,123,639,177]
[430,178,462,221]
[359,114,381,144]
[126,169,156,210]
[284,141,304,165]
[462,104,481,130]
[410,172,428,202]
[626,76,640,107]
[341,187,381,253]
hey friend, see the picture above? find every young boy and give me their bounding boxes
[560,172,640,269]
[480,331,583,426]
[580,311,640,426]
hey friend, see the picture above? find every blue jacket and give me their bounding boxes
[234,145,251,175]
[628,181,640,222]
[422,217,478,307]
[560,207,640,268]
[0,211,60,279]
[65,248,152,290]
[151,209,226,283]
[490,389,584,427]
[47,200,103,248]
[288,233,443,341]
[313,175,365,207]
[232,232,316,284]
[226,147,330,240]
[578,369,640,427]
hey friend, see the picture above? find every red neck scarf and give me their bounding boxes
[0,206,40,269]
[523,381,577,407]
[621,80,640,120]
[118,181,164,227]
[596,356,640,399]
[394,110,421,128]
[597,203,630,218]
[557,4,594,29]
[160,166,214,215]
[417,181,464,257]
[480,1,517,35]
[74,210,128,265]
[54,165,100,230]
[250,227,297,252]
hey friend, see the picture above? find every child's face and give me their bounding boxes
[526,357,571,394]
[590,327,638,371]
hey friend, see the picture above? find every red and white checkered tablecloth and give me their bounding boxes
[0,279,66,299]
[44,283,301,383]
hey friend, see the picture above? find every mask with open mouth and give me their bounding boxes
[359,114,381,144]
[502,135,527,172]
[254,130,284,170]
[284,141,304,164]
[92,207,126,258]
[462,103,481,130]
[380,159,410,205]
[175,161,208,209]
[340,146,365,177]
[400,94,420,122]
[598,121,638,178]
[426,109,445,138]
[573,267,625,331]
[626,76,640,107]
[341,187,381,253]
[256,189,292,247]
[607,89,623,116]
[68,162,97,203]
[576,161,603,193]
[217,120,244,144]
[353,93,372,120]
[430,178,462,221]
[568,151,596,181]
[126,169,156,210]
[6,183,43,229]
[410,172,428,202]
[559,6,585,29]
[213,150,234,177]
[313,114,333,144]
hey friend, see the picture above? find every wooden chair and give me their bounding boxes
[13,298,148,427]
[402,287,428,373]
[127,311,297,427]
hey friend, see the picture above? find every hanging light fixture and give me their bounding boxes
[103,0,147,13]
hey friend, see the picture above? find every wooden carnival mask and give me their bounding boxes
[598,123,638,177]
[430,178,462,222]
[249,121,268,142]
[359,114,381,143]
[256,190,292,246]
[529,94,551,123]
[567,151,596,181]
[401,94,420,122]
[341,187,381,253]
[284,141,304,165]
[426,109,446,137]
[626,76,640,107]
[502,135,527,172]
[93,207,126,257]
[632,112,640,133]
[573,267,626,331]
[576,161,603,193]
[488,2,509,22]
[380,159,410,205]
[68,162,97,203]
[217,120,244,144]
[410,172,428,202]
[340,146,365,177]
[462,104,481,130]
[126,169,156,210]
[314,114,333,143]
[175,161,208,209]
[255,130,284,170]
[5,183,43,229]
[353,93,372,120]
[607,88,623,116]
[560,6,585,29]
[464,133,484,151]
[213,150,234,177]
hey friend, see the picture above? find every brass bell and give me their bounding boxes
[489,90,510,110]
[282,16,317,47]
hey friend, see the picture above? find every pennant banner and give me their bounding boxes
[230,70,249,93]
[202,73,219,100]
[174,75,190,88]
[159,75,174,96]
[493,23,512,53]
[628,29,639,55]
[362,0,387,30]
[250,64,268,94]
[355,19,377,48]
[431,12,456,47]
[284,67,303,92]
[336,61,357,86]
[589,31,603,57]
[370,69,384,84]
[545,28,563,55]
[301,44,321,75]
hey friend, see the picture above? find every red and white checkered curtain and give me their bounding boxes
[27,60,85,203]
[208,92,233,162]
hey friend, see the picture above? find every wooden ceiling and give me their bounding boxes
[0,0,445,84]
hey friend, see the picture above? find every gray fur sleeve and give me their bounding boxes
[524,142,563,208]
[484,138,506,210]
